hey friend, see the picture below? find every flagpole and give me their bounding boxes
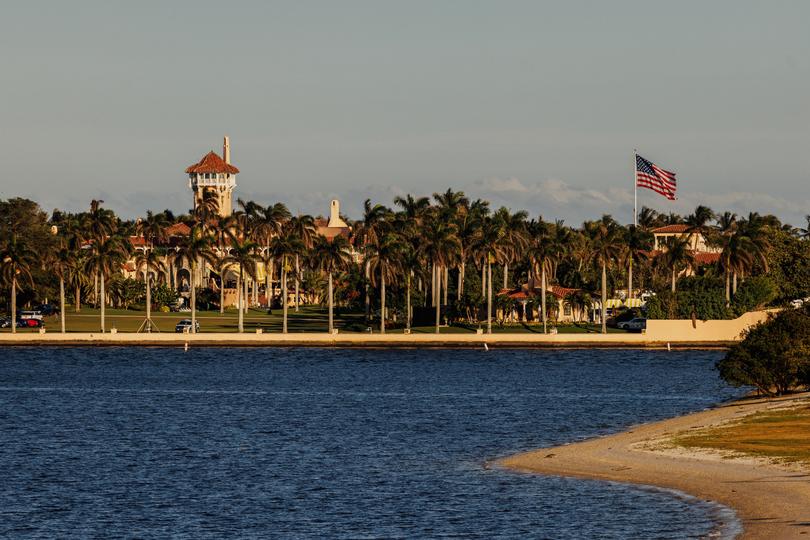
[633,149,638,227]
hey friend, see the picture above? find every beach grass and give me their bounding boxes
[1,305,624,335]
[672,403,810,465]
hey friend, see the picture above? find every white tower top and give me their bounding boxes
[327,199,348,228]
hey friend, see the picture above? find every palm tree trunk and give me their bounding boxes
[443,266,448,306]
[282,262,288,334]
[295,254,300,312]
[11,276,17,335]
[671,268,676,293]
[503,262,508,290]
[457,261,465,300]
[628,258,633,299]
[541,264,547,334]
[487,260,493,334]
[364,260,371,321]
[725,269,731,305]
[268,256,275,301]
[100,272,106,332]
[434,263,441,334]
[238,268,244,333]
[75,283,81,313]
[732,271,738,295]
[93,270,98,308]
[380,271,386,334]
[145,262,152,330]
[328,271,334,333]
[189,265,196,334]
[406,271,411,331]
[601,261,607,334]
[244,274,249,319]
[220,269,225,314]
[60,277,66,334]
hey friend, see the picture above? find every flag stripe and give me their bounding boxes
[636,154,677,200]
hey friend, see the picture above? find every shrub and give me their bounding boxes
[646,276,730,320]
[731,276,777,316]
[716,306,810,396]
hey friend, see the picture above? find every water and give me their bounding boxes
[0,347,741,539]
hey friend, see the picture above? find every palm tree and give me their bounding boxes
[472,216,503,334]
[494,208,528,290]
[353,200,392,322]
[270,231,303,334]
[367,232,404,334]
[656,235,695,293]
[255,202,291,303]
[313,235,352,333]
[637,207,660,230]
[172,225,214,334]
[135,211,169,331]
[84,200,116,307]
[225,235,258,333]
[287,215,316,312]
[456,199,489,300]
[0,235,36,334]
[624,225,652,299]
[85,234,131,332]
[420,217,462,333]
[527,220,561,334]
[586,216,624,334]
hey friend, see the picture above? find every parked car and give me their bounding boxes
[617,317,647,331]
[607,308,640,328]
[17,310,44,321]
[17,318,44,328]
[0,317,12,328]
[175,319,200,333]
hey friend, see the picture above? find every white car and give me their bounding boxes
[617,317,646,331]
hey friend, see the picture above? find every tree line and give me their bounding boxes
[2,193,810,334]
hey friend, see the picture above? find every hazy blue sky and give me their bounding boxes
[1,1,808,225]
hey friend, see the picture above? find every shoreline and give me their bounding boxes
[499,393,810,540]
[0,331,735,348]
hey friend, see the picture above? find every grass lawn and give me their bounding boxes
[1,305,628,335]
[673,403,810,465]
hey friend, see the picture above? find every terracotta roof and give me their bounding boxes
[497,288,529,300]
[694,252,721,265]
[129,236,147,247]
[651,224,690,234]
[165,223,191,236]
[185,151,240,175]
[316,225,350,241]
[549,285,581,299]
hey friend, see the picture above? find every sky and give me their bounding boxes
[0,1,808,226]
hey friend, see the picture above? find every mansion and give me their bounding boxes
[121,137,352,309]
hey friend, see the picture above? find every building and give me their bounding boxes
[650,224,721,268]
[185,136,239,218]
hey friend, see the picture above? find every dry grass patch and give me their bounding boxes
[672,403,810,465]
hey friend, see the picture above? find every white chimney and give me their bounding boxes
[223,135,231,164]
[327,199,348,228]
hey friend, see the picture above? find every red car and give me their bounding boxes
[17,318,44,328]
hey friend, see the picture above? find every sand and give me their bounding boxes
[500,393,810,540]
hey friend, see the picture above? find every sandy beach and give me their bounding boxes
[500,393,810,540]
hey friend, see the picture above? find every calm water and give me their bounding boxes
[0,347,741,539]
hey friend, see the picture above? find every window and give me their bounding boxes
[564,304,572,316]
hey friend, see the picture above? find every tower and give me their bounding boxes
[185,136,239,217]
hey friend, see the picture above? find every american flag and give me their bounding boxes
[636,154,676,200]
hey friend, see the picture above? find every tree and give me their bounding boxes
[225,235,258,333]
[287,215,316,312]
[420,216,461,333]
[270,231,303,334]
[172,225,214,334]
[367,232,404,334]
[717,307,810,396]
[585,216,623,334]
[624,225,652,299]
[85,234,131,332]
[314,235,352,333]
[527,219,561,333]
[655,235,695,293]
[0,235,36,334]
[353,200,392,322]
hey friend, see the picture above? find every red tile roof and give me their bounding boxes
[549,285,581,298]
[185,151,240,175]
[165,223,191,236]
[694,252,721,265]
[651,224,690,234]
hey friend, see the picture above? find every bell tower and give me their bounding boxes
[185,136,239,217]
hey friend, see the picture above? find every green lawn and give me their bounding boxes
[1,305,626,334]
